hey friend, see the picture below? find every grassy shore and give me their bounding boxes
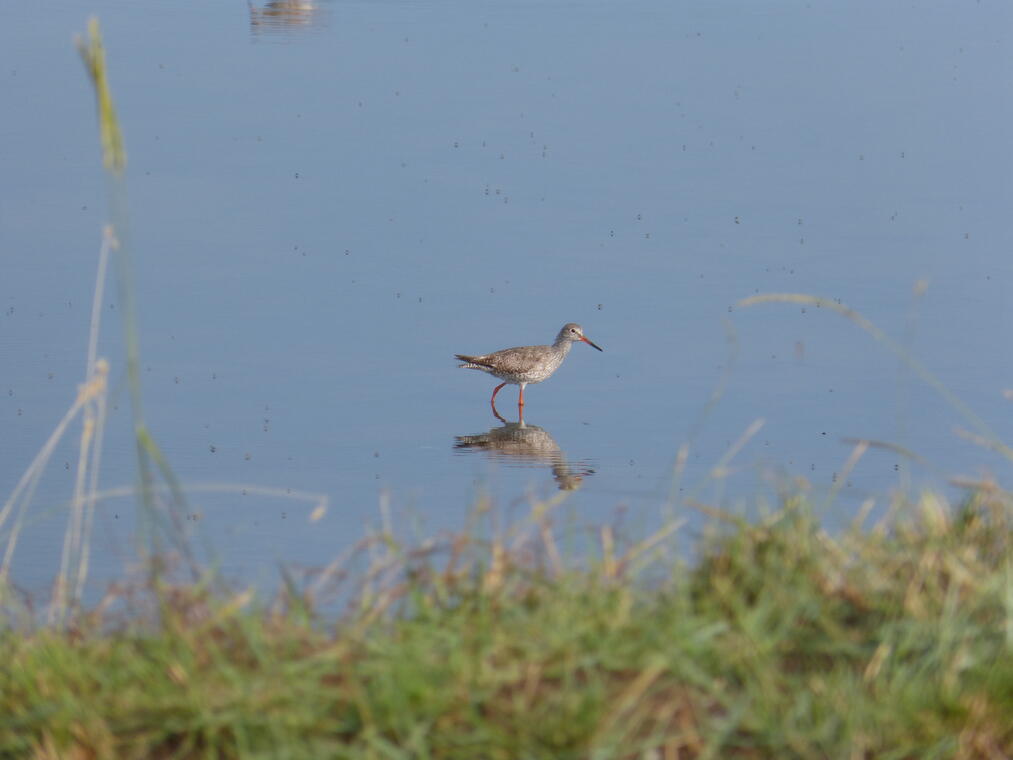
[2,491,1010,759]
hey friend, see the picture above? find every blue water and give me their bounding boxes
[3,0,1012,599]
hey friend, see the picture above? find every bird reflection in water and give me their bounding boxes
[248,0,327,34]
[454,420,595,491]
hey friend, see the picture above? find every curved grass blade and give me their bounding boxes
[737,293,1013,463]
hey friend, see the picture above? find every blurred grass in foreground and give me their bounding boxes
[2,492,1010,759]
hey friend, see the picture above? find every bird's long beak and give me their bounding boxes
[581,336,603,352]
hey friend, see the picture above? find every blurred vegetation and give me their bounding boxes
[2,492,1011,759]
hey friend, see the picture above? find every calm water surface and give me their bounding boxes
[3,0,1012,598]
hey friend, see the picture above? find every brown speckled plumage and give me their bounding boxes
[455,323,602,418]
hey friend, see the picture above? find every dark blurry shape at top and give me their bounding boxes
[248,0,328,36]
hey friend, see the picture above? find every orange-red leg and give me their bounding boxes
[490,382,507,415]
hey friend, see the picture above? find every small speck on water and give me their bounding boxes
[209,444,216,453]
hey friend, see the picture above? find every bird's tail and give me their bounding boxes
[455,354,492,370]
